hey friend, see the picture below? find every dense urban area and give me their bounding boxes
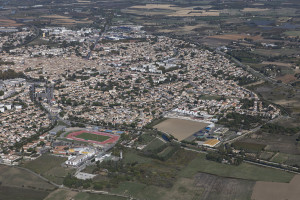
[1,0,300,200]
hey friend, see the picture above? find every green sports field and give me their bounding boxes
[75,132,111,142]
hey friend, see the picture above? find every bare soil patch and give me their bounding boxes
[0,19,23,27]
[252,175,300,200]
[276,74,297,83]
[207,34,262,41]
[154,118,208,141]
[242,8,269,12]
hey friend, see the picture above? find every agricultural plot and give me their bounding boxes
[123,4,223,17]
[233,141,266,152]
[0,186,50,200]
[22,154,74,185]
[271,152,300,166]
[193,173,254,200]
[154,118,208,141]
[112,173,254,200]
[180,153,294,183]
[143,138,165,152]
[241,133,300,155]
[252,175,300,200]
[0,165,55,190]
[45,189,127,200]
[259,151,275,160]
[123,150,154,164]
[41,15,92,25]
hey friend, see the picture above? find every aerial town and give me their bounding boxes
[1,0,300,199]
[0,24,280,164]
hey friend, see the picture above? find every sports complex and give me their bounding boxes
[66,130,120,145]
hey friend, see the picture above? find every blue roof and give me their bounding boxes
[116,131,124,134]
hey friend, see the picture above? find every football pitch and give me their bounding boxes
[75,132,111,142]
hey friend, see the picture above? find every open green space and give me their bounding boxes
[75,132,111,142]
[179,153,294,183]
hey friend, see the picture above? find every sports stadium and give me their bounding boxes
[66,130,120,145]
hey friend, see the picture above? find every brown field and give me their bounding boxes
[41,15,92,25]
[241,8,269,12]
[154,118,208,141]
[207,34,262,41]
[44,189,77,200]
[124,4,220,17]
[276,74,297,83]
[129,4,177,10]
[262,61,293,67]
[0,19,23,27]
[252,175,300,200]
[159,23,210,33]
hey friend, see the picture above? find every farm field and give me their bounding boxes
[22,154,74,185]
[112,173,254,200]
[76,132,111,142]
[45,189,128,200]
[207,34,262,41]
[252,175,300,200]
[154,118,208,141]
[233,141,266,152]
[41,15,92,25]
[0,164,55,190]
[143,138,165,151]
[241,133,300,155]
[179,153,294,183]
[0,18,23,26]
[271,152,300,166]
[0,186,50,200]
[123,149,153,164]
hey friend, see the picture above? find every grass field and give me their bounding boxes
[179,153,294,183]
[75,132,111,142]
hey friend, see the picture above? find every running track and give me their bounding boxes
[66,130,120,145]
